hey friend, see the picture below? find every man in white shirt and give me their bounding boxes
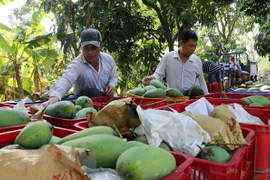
[43,28,118,106]
[142,29,208,98]
[229,56,242,81]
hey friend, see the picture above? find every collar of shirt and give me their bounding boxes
[172,49,194,63]
[81,54,102,72]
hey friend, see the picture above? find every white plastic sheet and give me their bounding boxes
[13,98,29,115]
[82,166,121,180]
[184,98,265,125]
[135,106,211,157]
[185,97,214,116]
[228,103,265,125]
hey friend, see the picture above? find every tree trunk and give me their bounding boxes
[14,64,24,99]
[33,67,40,92]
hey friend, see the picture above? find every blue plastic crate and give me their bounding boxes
[229,88,270,94]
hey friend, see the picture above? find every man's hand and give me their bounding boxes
[41,96,59,107]
[142,76,155,85]
[105,85,114,96]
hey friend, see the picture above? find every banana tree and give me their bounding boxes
[0,23,28,99]
[0,22,56,100]
[24,33,59,92]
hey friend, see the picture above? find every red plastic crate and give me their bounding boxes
[0,126,77,148]
[156,101,270,179]
[43,115,86,130]
[197,92,270,99]
[74,121,193,179]
[163,152,193,180]
[191,128,254,180]
[253,170,270,180]
[74,120,88,130]
[0,125,192,179]
[91,96,167,110]
[168,97,270,111]
[0,103,14,108]
[38,96,166,129]
[0,107,33,133]
[206,82,221,92]
[0,124,27,133]
[168,127,254,180]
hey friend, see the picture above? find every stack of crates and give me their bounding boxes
[156,103,256,179]
[126,92,190,104]
[167,93,270,180]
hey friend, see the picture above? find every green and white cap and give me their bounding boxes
[80,28,102,47]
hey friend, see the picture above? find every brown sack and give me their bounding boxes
[87,97,141,129]
[188,114,246,150]
[0,144,90,180]
[210,105,247,145]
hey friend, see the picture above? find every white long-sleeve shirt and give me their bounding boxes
[153,50,208,94]
[50,52,118,100]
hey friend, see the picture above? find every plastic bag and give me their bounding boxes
[13,100,28,115]
[0,144,91,180]
[87,97,141,129]
[82,166,121,180]
[134,106,211,156]
[227,103,265,125]
[185,97,214,116]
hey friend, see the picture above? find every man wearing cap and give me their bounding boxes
[43,28,118,106]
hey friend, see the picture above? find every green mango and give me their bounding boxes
[188,86,204,99]
[150,79,167,90]
[62,134,129,168]
[126,141,148,149]
[133,135,172,151]
[1,144,24,150]
[48,136,62,144]
[45,101,76,119]
[38,144,51,149]
[200,145,231,163]
[143,88,166,98]
[75,96,93,108]
[128,87,146,96]
[58,126,114,144]
[166,88,183,97]
[75,105,82,113]
[144,85,157,91]
[74,107,97,119]
[116,146,176,180]
[241,95,270,106]
[247,87,260,92]
[234,88,247,92]
[220,91,227,98]
[245,81,253,86]
[249,102,263,107]
[14,121,53,149]
[0,108,30,127]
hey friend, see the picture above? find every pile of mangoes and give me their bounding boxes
[128,79,184,98]
[235,81,270,92]
[1,122,177,179]
[45,96,97,119]
[241,95,270,107]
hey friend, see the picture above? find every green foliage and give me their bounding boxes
[1,0,268,100]
[0,0,14,6]
[254,21,270,56]
[241,0,270,56]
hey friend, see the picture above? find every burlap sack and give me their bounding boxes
[87,97,141,129]
[188,114,246,150]
[210,105,246,145]
[0,144,90,180]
